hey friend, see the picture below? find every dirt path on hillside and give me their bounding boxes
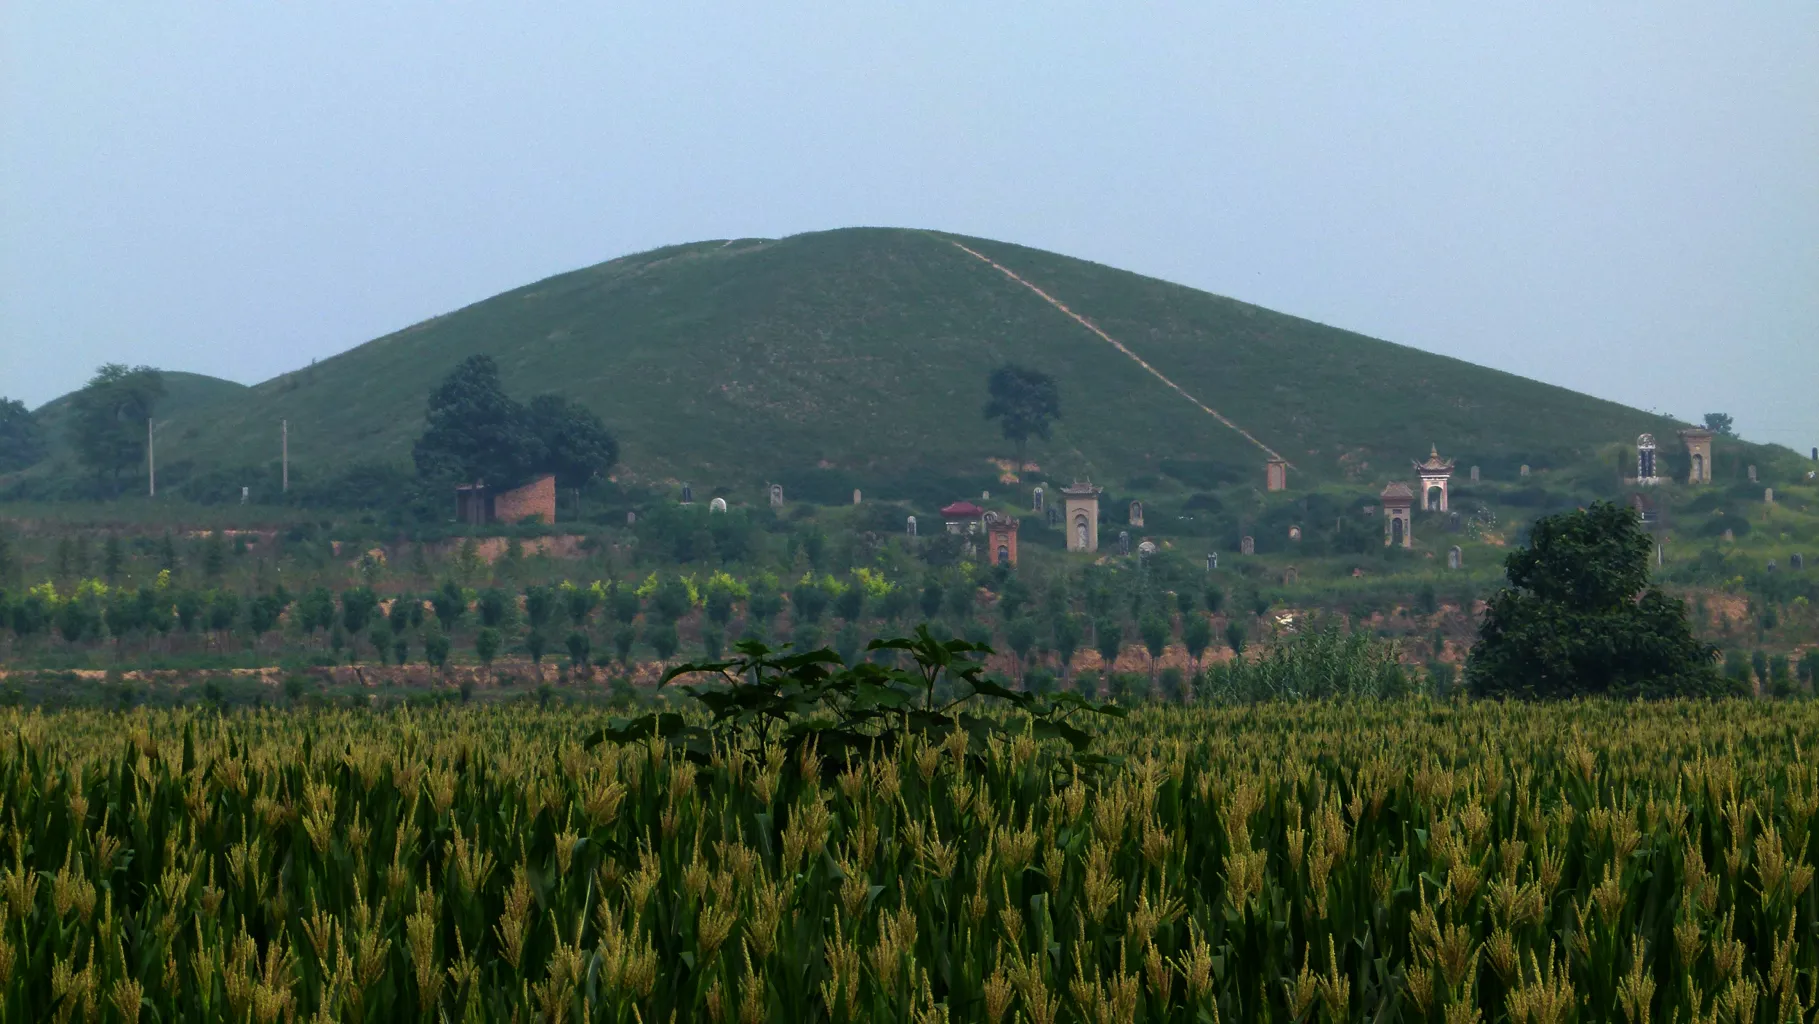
[945,239,1288,465]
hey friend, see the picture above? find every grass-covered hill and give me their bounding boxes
[14,372,250,484]
[32,228,1733,501]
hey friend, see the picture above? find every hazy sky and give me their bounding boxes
[5,4,1815,450]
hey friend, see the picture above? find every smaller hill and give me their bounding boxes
[7,371,250,494]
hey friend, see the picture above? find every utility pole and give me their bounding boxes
[148,417,155,497]
[281,420,288,493]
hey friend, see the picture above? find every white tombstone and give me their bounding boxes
[709,497,727,513]
[1240,536,1254,556]
[1032,486,1044,512]
[1470,466,1480,482]
[240,486,249,504]
[1288,526,1301,542]
[906,515,917,537]
[626,511,636,526]
[1749,465,1758,483]
[1448,546,1462,570]
[1138,540,1157,557]
[853,489,862,505]
[1117,531,1130,555]
[769,484,784,508]
[680,482,693,504]
[1206,553,1218,571]
[1520,465,1530,478]
[1765,488,1774,504]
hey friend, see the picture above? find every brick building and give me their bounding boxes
[454,474,556,525]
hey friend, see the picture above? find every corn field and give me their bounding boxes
[2,699,1818,1022]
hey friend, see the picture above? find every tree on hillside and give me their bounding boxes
[983,364,1060,480]
[1467,501,1733,699]
[412,356,543,487]
[68,365,165,492]
[0,398,47,473]
[526,394,618,490]
[1702,413,1734,437]
[413,356,619,491]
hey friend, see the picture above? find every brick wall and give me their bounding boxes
[493,474,556,525]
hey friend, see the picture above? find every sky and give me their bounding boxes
[4,4,1816,451]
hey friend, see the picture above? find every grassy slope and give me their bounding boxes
[56,228,1724,494]
[17,371,250,479]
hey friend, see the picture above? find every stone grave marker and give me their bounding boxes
[1283,566,1298,585]
[1749,465,1758,483]
[680,482,693,504]
[1448,546,1463,570]
[709,497,727,513]
[1206,553,1218,571]
[1792,553,1804,571]
[1288,525,1302,541]
[853,489,862,505]
[1032,486,1044,512]
[1117,531,1130,556]
[1520,465,1530,477]
[1470,466,1480,482]
[906,516,917,537]
[1129,501,1144,527]
[626,511,636,526]
[769,484,784,508]
[1241,535,1255,556]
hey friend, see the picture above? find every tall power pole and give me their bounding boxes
[281,420,288,492]
[148,418,155,497]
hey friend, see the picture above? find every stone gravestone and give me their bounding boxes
[1765,488,1774,504]
[1138,540,1157,557]
[1241,535,1255,556]
[709,497,727,513]
[1723,528,1734,543]
[1792,553,1804,571]
[906,516,917,537]
[1283,566,1298,585]
[1206,553,1218,571]
[1117,531,1130,556]
[626,512,636,526]
[1449,511,1461,533]
[1448,546,1463,570]
[240,486,249,504]
[680,482,693,504]
[1520,465,1530,478]
[1470,466,1480,482]
[1129,501,1144,527]
[1767,560,1778,573]
[769,484,784,508]
[1288,526,1301,542]
[982,490,990,501]
[1749,465,1758,483]
[1047,506,1060,528]
[853,489,862,505]
[1032,486,1044,512]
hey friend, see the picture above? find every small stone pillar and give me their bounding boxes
[1448,546,1462,570]
[1266,458,1289,492]
[769,484,784,507]
[1129,501,1144,527]
[1240,536,1254,556]
[853,489,862,505]
[906,516,917,537]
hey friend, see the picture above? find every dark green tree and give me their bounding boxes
[525,630,547,665]
[613,624,637,666]
[1005,617,1038,680]
[412,356,542,487]
[525,393,618,490]
[341,587,379,637]
[565,630,591,668]
[475,626,503,668]
[1094,617,1124,670]
[1182,614,1213,670]
[1466,501,1730,699]
[423,625,451,670]
[1702,413,1734,437]
[1139,614,1170,681]
[0,397,46,473]
[983,364,1060,480]
[647,621,680,662]
[68,365,165,492]
[1225,620,1247,657]
[1051,613,1083,676]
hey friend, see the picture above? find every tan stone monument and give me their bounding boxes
[1061,481,1103,553]
[1679,428,1713,484]
[1414,445,1455,511]
[1381,482,1414,548]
